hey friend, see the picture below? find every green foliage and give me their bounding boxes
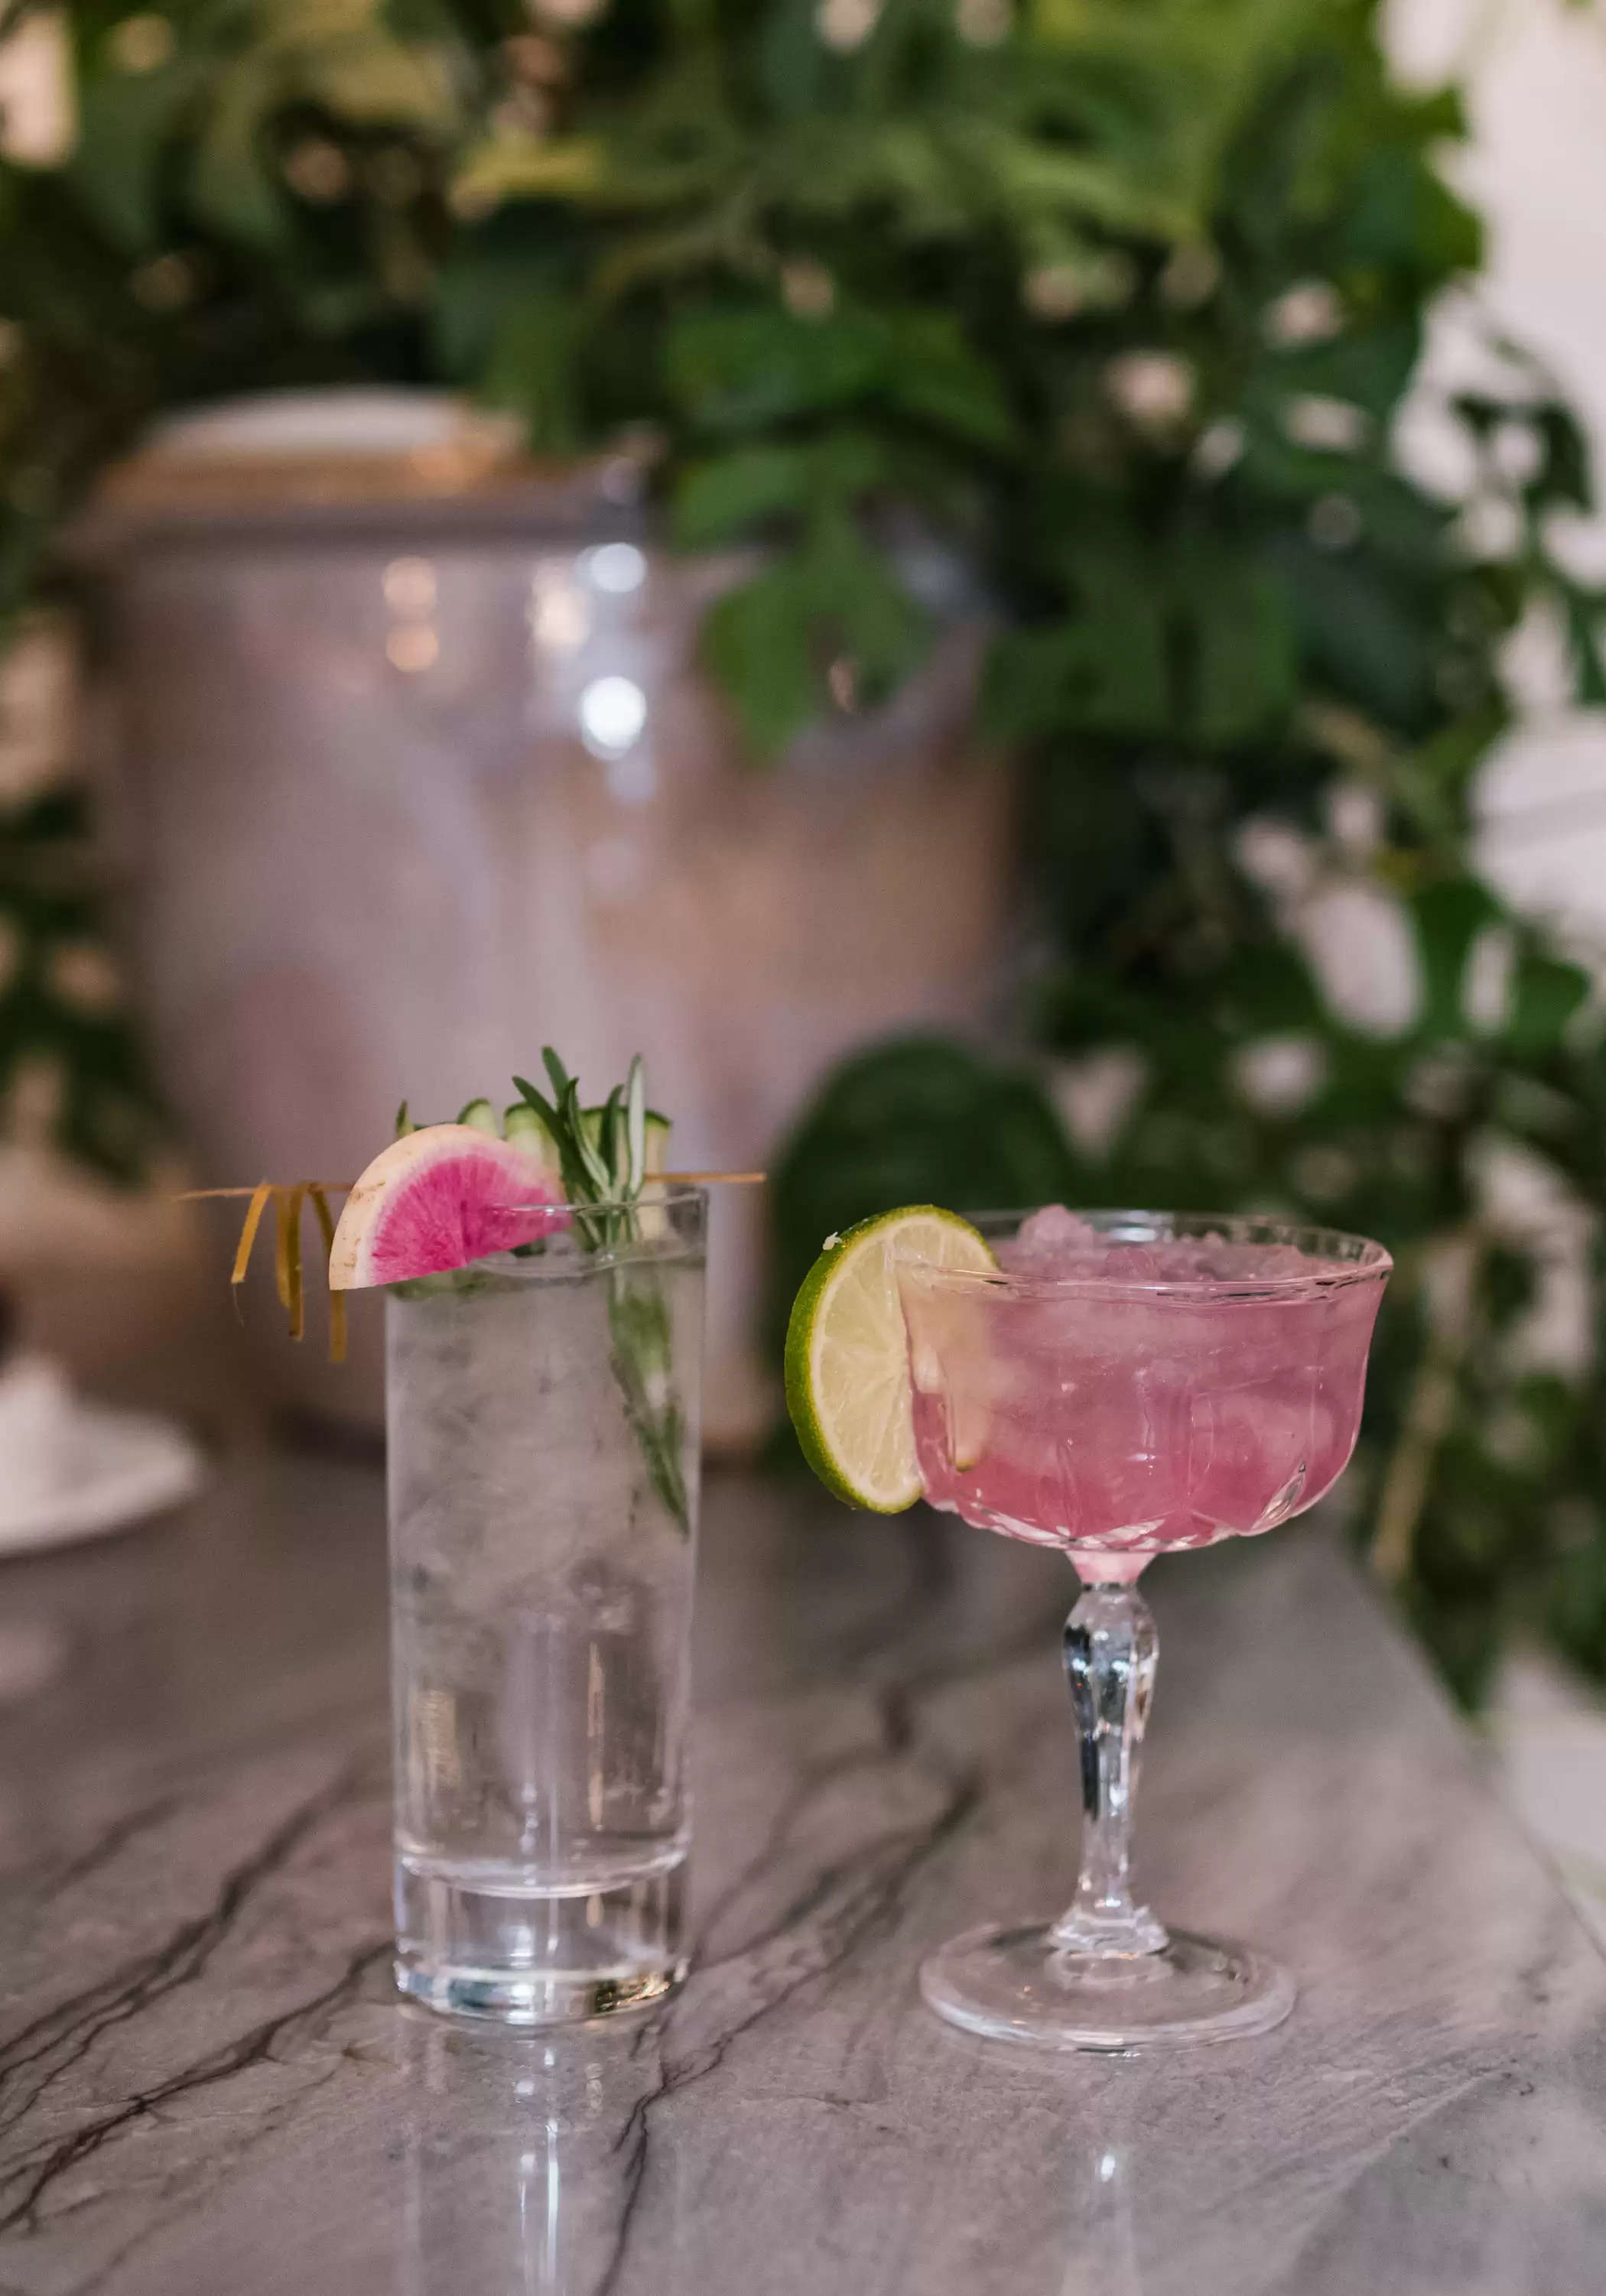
[771,1037,1079,1320]
[2,0,1606,1687]
[0,782,161,1180]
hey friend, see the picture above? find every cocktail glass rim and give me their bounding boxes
[895,1206,1392,1299]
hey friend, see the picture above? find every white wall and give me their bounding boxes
[1391,0,1606,941]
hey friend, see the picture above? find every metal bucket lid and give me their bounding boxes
[71,388,653,554]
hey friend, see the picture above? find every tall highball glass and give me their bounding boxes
[387,1186,706,2025]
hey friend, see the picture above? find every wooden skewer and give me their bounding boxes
[659,1171,768,1186]
[183,1167,759,1369]
[175,1171,766,1201]
[178,1185,353,1201]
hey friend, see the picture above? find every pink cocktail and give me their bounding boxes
[896,1209,1390,2051]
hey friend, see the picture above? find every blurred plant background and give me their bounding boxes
[2,0,1606,1697]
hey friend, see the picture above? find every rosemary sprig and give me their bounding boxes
[512,1050,691,1534]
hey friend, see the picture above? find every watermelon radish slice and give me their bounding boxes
[328,1124,567,1291]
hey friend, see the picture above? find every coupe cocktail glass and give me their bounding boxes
[388,1187,705,2025]
[896,1209,1390,2051]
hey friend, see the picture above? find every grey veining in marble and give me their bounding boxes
[1,1455,1604,2294]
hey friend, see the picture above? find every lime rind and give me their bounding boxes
[785,1205,996,1513]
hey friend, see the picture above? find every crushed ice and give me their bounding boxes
[1002,1207,1324,1284]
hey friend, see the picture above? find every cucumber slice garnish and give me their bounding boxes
[504,1099,560,1163]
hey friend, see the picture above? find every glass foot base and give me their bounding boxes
[395,1952,685,2028]
[393,1853,687,2028]
[920,1921,1296,2052]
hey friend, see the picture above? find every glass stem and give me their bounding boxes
[1052,1582,1168,1958]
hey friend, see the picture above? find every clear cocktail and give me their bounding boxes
[388,1187,706,2025]
[210,1041,720,2029]
[896,1208,1390,2049]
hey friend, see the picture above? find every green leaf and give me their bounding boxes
[1410,878,1503,1038]
[993,546,1171,740]
[597,1082,625,1187]
[71,58,202,252]
[301,30,458,134]
[449,133,606,215]
[1176,544,1298,744]
[1409,710,1505,817]
[769,1036,1078,1334]
[1268,534,1438,732]
[1563,589,1606,706]
[478,291,584,453]
[671,445,811,547]
[1506,949,1591,1056]
[432,238,554,378]
[626,1055,646,1194]
[1529,404,1592,513]
[984,627,1087,742]
[1215,942,1325,1033]
[757,0,831,119]
[665,304,887,432]
[1343,135,1482,282]
[188,57,288,247]
[701,515,931,755]
[513,1074,563,1135]
[882,313,1019,452]
[800,513,931,710]
[701,562,820,755]
[1266,320,1422,424]
[953,118,1195,242]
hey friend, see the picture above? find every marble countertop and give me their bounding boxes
[1,1453,1603,2294]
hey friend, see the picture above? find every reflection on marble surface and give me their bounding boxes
[399,2018,657,2296]
[1058,2137,1141,2296]
[0,1457,1604,2293]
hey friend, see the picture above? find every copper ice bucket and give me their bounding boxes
[80,392,1016,1447]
